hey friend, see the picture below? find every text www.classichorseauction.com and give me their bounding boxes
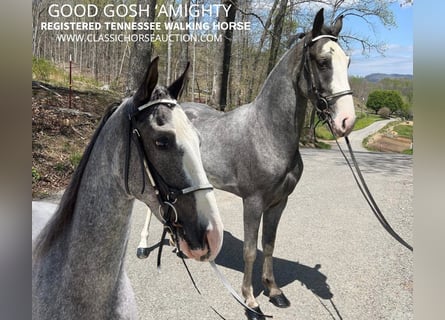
[40,3,250,43]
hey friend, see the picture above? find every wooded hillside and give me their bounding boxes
[33,0,399,111]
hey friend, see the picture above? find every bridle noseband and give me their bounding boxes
[124,98,214,227]
[301,34,353,122]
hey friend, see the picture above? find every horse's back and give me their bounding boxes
[32,201,58,242]
[182,102,223,123]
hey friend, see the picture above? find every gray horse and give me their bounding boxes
[32,58,224,319]
[183,9,356,318]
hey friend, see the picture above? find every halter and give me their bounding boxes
[124,98,214,227]
[301,34,353,122]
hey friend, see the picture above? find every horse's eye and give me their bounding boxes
[317,59,329,69]
[154,136,170,149]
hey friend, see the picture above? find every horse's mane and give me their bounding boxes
[33,101,122,259]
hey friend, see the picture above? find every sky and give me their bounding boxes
[346,1,413,77]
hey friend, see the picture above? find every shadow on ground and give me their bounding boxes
[215,231,333,300]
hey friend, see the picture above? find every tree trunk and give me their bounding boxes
[210,2,226,108]
[127,0,156,94]
[179,0,191,97]
[219,0,237,111]
[246,0,279,101]
[267,0,287,75]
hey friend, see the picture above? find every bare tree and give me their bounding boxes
[219,0,238,111]
[267,0,288,74]
[127,0,157,94]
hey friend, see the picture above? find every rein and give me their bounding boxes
[300,34,412,251]
[301,36,413,250]
[332,129,413,252]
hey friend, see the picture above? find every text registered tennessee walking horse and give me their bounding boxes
[182,9,355,319]
[32,57,224,320]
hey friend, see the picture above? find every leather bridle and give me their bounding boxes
[301,34,354,122]
[126,99,273,319]
[124,98,214,231]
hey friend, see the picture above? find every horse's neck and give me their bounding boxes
[253,44,307,143]
[55,107,134,298]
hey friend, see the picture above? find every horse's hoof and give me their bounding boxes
[136,247,150,259]
[245,306,266,320]
[269,293,290,308]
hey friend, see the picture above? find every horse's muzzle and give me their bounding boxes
[178,220,223,262]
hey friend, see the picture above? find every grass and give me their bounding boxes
[362,120,414,154]
[32,167,41,182]
[314,113,383,141]
[69,152,83,168]
[352,114,382,131]
[315,140,331,149]
[315,125,335,140]
[393,124,413,139]
[32,57,113,92]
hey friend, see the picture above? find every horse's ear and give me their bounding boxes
[168,62,190,99]
[133,57,159,106]
[332,15,343,37]
[312,8,324,38]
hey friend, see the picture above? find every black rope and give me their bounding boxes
[154,207,271,319]
[343,136,413,251]
[322,120,413,252]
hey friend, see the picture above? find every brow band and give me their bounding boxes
[137,99,178,112]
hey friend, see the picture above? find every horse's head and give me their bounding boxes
[127,58,223,262]
[300,8,356,137]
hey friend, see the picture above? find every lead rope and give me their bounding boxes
[178,256,273,319]
[322,120,413,252]
[154,205,272,319]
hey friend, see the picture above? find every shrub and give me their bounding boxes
[378,107,391,119]
[32,57,56,81]
[69,152,83,168]
[32,167,41,182]
[366,90,404,115]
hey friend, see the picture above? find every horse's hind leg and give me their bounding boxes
[137,208,152,259]
[262,198,290,308]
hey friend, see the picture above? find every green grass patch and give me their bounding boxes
[32,57,114,92]
[32,167,41,182]
[314,113,383,141]
[393,124,413,139]
[315,140,331,149]
[69,152,83,168]
[352,114,382,131]
[315,125,335,140]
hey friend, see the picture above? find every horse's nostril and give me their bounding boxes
[342,117,348,130]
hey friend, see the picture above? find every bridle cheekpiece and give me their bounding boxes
[124,98,214,227]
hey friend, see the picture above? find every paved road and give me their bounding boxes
[332,119,396,152]
[125,148,413,320]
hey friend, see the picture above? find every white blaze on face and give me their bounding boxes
[322,41,356,136]
[171,107,224,260]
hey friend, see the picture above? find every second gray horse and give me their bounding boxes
[183,9,356,319]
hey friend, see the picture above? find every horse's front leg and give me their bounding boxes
[136,208,152,259]
[242,197,265,319]
[262,198,290,308]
